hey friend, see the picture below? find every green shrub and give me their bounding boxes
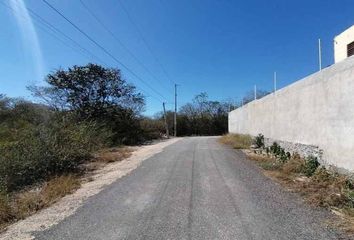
[0,118,109,192]
[302,156,320,177]
[344,190,354,208]
[270,142,281,156]
[265,147,270,156]
[268,142,290,163]
[279,150,287,163]
[253,134,265,148]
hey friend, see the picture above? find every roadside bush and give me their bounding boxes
[0,118,109,192]
[270,142,281,156]
[302,156,320,177]
[344,190,354,209]
[253,134,265,148]
[268,142,290,163]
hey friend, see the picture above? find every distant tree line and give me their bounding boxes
[155,93,233,136]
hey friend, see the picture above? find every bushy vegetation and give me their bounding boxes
[0,118,107,192]
[175,93,230,136]
[0,64,162,194]
[139,117,165,141]
[266,142,291,163]
[302,156,320,177]
[152,93,233,137]
[256,140,319,176]
[30,64,145,145]
[0,64,162,191]
[253,133,265,148]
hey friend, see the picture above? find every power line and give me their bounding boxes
[0,1,107,65]
[1,1,163,103]
[117,0,176,86]
[79,0,174,97]
[26,6,107,65]
[41,0,167,103]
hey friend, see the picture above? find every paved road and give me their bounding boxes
[35,137,341,240]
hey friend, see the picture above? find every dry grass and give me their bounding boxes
[0,145,134,232]
[0,174,80,230]
[243,150,354,235]
[85,146,133,173]
[14,191,42,219]
[246,151,273,162]
[282,157,305,174]
[41,175,80,204]
[245,151,281,170]
[0,194,13,224]
[14,175,80,220]
[95,147,133,163]
[219,134,252,149]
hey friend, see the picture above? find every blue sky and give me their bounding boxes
[0,0,353,115]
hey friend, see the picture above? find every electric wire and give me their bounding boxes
[41,0,167,103]
[79,0,174,97]
[117,0,176,86]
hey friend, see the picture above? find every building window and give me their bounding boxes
[348,41,354,57]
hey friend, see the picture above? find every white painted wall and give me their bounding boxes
[334,25,354,63]
[229,56,354,171]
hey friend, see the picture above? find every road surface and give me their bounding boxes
[35,137,341,240]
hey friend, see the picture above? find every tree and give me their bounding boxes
[29,63,145,119]
[29,63,145,144]
[177,93,229,136]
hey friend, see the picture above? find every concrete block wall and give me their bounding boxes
[229,56,354,172]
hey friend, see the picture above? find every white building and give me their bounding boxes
[334,25,354,63]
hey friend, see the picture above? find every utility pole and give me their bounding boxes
[174,84,178,137]
[318,38,322,71]
[274,71,277,93]
[162,102,169,138]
